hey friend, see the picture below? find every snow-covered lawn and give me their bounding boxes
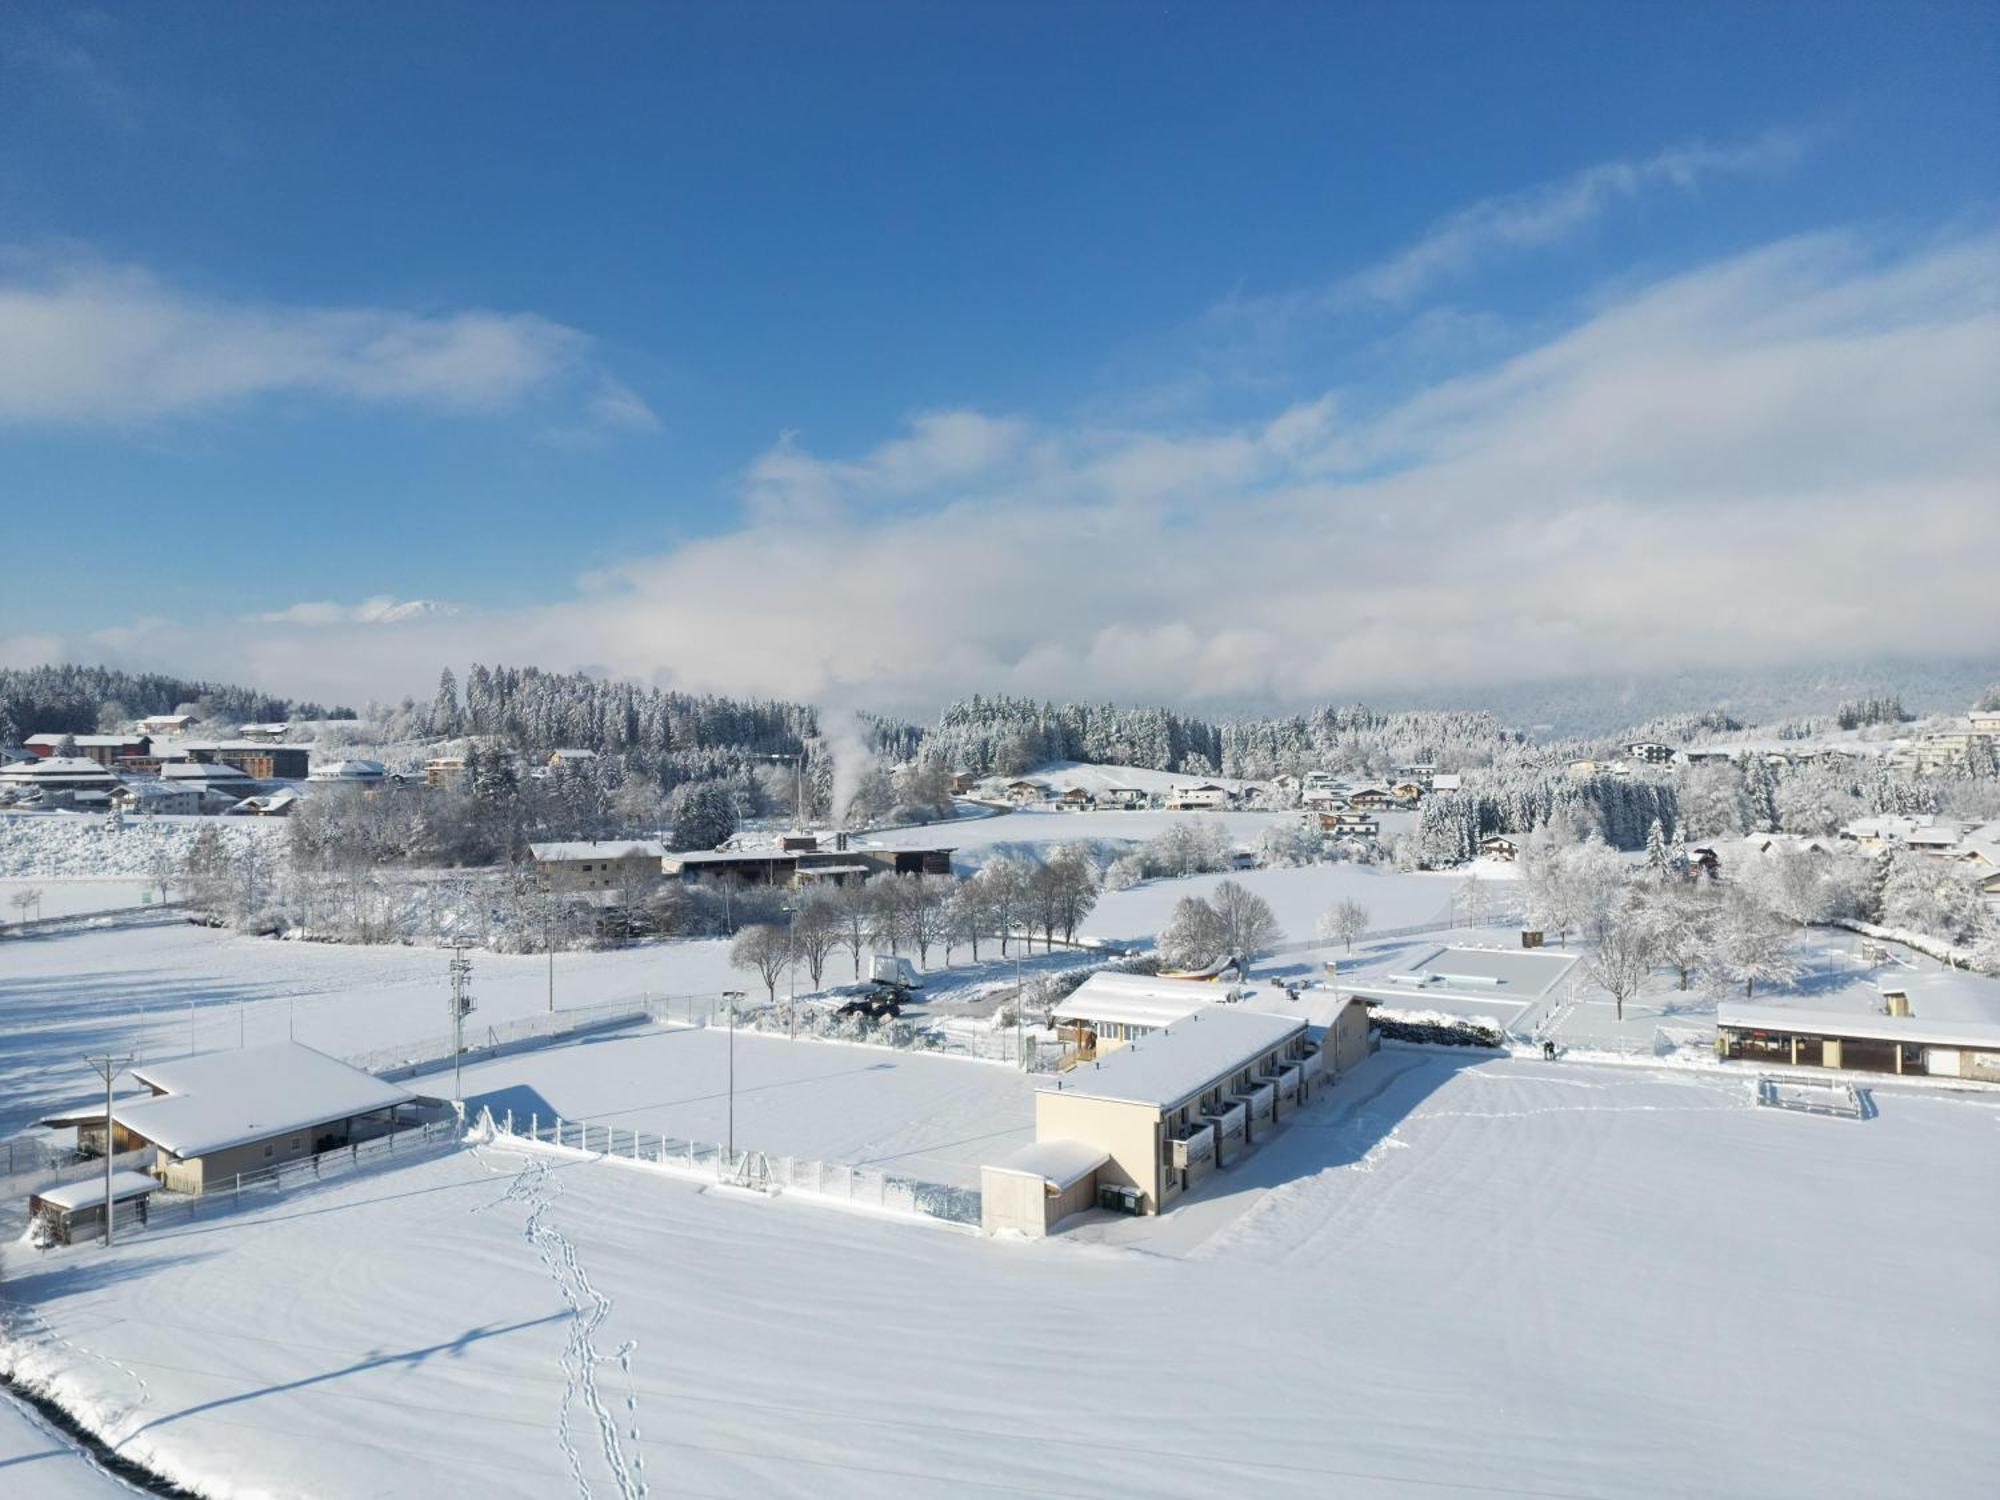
[1088,861,1473,948]
[5,1053,1992,1498]
[423,1024,1032,1187]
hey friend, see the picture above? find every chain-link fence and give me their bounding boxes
[479,1108,982,1228]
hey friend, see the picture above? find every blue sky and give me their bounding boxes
[2,2,1996,709]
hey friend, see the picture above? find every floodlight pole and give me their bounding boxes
[83,1054,131,1247]
[448,944,476,1110]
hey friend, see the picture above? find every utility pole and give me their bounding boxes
[82,1055,131,1247]
[1013,947,1026,1070]
[448,943,476,1110]
[722,989,745,1167]
[544,893,556,1013]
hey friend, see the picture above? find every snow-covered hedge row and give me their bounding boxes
[1372,1009,1506,1049]
[0,814,281,880]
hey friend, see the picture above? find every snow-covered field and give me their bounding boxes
[5,1052,1992,1498]
[1088,861,1472,947]
[425,1024,1032,1187]
[0,877,166,920]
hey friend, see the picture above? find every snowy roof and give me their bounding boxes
[25,734,146,747]
[1717,1003,2000,1050]
[1037,1007,1305,1111]
[34,1170,161,1211]
[1431,774,1463,791]
[530,840,667,862]
[0,756,118,779]
[1051,971,1216,1030]
[308,759,386,780]
[161,760,255,780]
[987,1139,1108,1191]
[1345,946,1578,1003]
[114,1043,417,1158]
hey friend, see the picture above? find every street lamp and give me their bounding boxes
[721,989,746,1168]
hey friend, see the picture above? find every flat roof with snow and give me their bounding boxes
[1346,946,1578,1005]
[1717,1003,2000,1051]
[101,1043,418,1159]
[986,1138,1109,1191]
[1051,971,1217,1031]
[1038,1007,1305,1111]
[33,1170,162,1211]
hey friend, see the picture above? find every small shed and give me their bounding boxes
[29,1171,160,1246]
[980,1139,1108,1237]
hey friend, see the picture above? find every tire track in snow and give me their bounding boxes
[493,1156,647,1500]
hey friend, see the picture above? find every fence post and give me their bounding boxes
[531,1111,538,1141]
[555,1115,564,1149]
[505,1109,514,1137]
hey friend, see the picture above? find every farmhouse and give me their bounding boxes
[1002,779,1046,804]
[39,1043,429,1194]
[1479,833,1521,860]
[1717,1003,2000,1082]
[1008,1008,1314,1223]
[1055,787,1093,811]
[138,713,196,734]
[529,839,668,892]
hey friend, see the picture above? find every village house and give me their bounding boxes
[235,722,292,744]
[38,1042,432,1195]
[1430,772,1463,793]
[547,748,599,767]
[1624,741,1677,764]
[1478,833,1522,861]
[1318,811,1379,839]
[1098,785,1148,810]
[1056,787,1094,811]
[1300,786,1344,809]
[1002,779,1046,805]
[1387,779,1426,803]
[24,733,152,767]
[424,754,469,788]
[226,789,301,817]
[110,780,204,817]
[137,713,196,735]
[1342,785,1396,812]
[529,839,669,892]
[1164,782,1230,811]
[948,770,977,795]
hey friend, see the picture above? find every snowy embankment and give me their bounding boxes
[0,813,279,881]
[1834,917,1989,973]
[5,1055,1993,1498]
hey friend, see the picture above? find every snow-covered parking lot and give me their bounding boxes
[422,1023,1034,1188]
[6,1052,1993,1499]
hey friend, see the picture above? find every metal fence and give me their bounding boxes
[700,999,1046,1069]
[342,992,723,1078]
[133,1118,462,1233]
[477,1108,983,1228]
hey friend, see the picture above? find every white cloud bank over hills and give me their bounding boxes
[7,228,1996,714]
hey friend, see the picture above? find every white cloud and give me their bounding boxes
[252,598,460,628]
[0,254,657,430]
[10,229,1996,717]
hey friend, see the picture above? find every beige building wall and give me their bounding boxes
[1328,1000,1371,1073]
[538,853,663,893]
[1034,1091,1164,1213]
